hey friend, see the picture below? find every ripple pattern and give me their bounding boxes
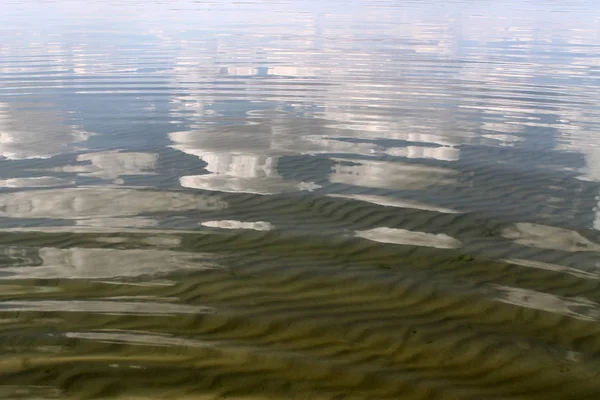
[1,0,600,399]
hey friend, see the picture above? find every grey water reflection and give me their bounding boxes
[67,151,158,181]
[0,103,90,160]
[0,188,226,220]
[0,247,219,280]
[2,0,600,399]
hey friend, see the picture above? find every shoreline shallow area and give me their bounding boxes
[1,0,600,398]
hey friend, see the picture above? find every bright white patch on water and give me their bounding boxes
[67,330,215,349]
[328,194,460,214]
[489,284,599,321]
[0,177,73,188]
[355,227,461,249]
[201,220,273,231]
[0,248,219,280]
[502,222,600,252]
[0,300,215,316]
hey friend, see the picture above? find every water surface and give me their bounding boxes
[2,1,600,399]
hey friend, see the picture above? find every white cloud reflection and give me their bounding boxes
[502,222,600,253]
[356,227,461,249]
[0,247,219,280]
[0,103,90,160]
[0,188,226,220]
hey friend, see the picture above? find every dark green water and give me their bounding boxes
[2,1,600,398]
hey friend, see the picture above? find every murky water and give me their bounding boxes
[1,1,600,398]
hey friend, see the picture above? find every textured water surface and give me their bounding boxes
[2,0,600,399]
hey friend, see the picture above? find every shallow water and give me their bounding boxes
[1,0,600,398]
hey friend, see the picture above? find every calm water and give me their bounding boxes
[1,1,600,398]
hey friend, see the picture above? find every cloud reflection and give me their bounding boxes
[0,247,219,280]
[489,284,599,322]
[75,150,158,180]
[170,128,322,195]
[327,194,460,213]
[0,177,73,188]
[356,227,461,249]
[502,222,600,253]
[0,188,226,220]
[330,158,458,190]
[0,300,215,316]
[0,103,90,160]
[200,220,273,231]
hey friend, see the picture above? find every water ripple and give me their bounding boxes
[1,0,600,398]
